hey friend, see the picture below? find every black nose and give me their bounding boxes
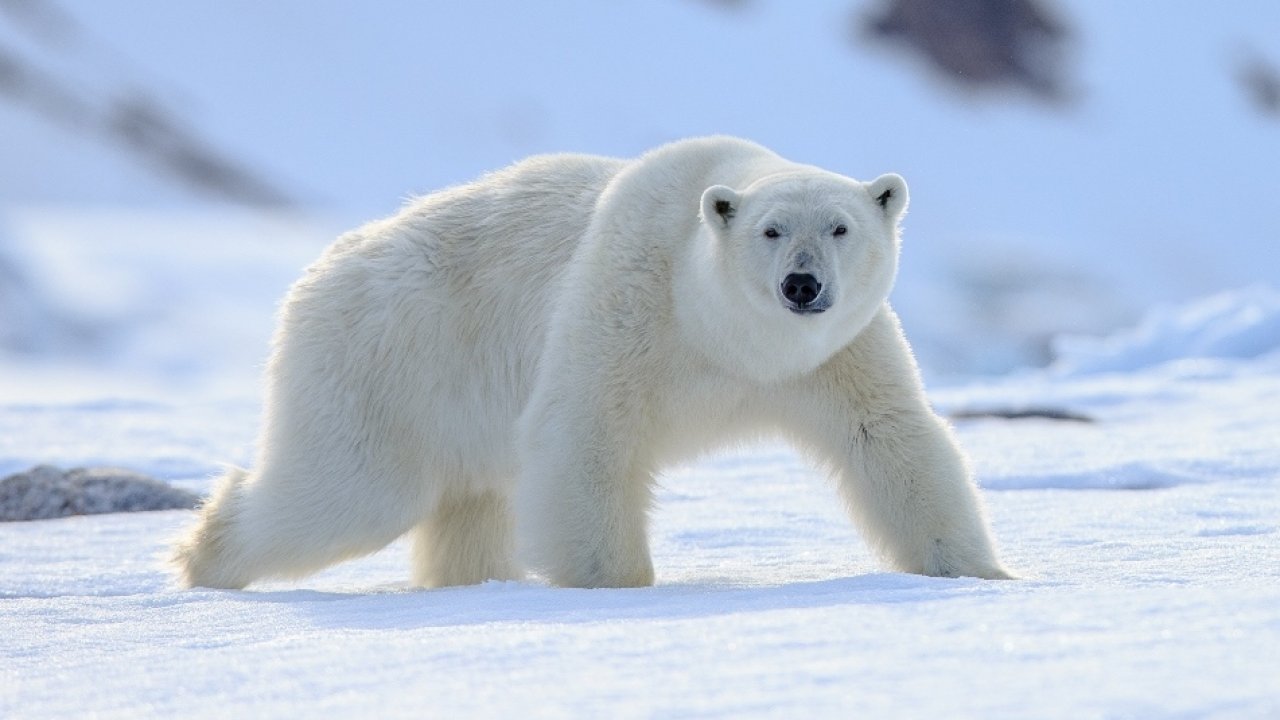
[781,273,822,306]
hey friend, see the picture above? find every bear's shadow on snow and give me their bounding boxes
[239,574,1004,631]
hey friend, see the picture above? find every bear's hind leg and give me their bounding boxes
[410,488,519,587]
[174,463,430,589]
[173,467,256,589]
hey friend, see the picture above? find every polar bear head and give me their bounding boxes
[690,170,908,379]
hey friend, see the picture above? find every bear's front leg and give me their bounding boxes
[516,383,657,588]
[778,308,1013,580]
[838,410,1013,579]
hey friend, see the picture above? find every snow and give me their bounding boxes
[3,1,1280,717]
[1052,285,1280,376]
[3,348,1279,717]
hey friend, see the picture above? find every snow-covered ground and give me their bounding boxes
[2,293,1279,717]
[3,1,1280,717]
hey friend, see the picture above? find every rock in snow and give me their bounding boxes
[0,465,200,521]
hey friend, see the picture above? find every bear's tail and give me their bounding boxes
[171,467,254,589]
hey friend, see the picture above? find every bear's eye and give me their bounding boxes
[763,228,780,239]
[833,225,848,237]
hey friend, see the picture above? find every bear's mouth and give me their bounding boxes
[786,302,829,316]
[781,293,832,315]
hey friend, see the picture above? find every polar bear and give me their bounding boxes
[173,136,1011,589]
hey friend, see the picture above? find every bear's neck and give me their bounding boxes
[672,233,841,385]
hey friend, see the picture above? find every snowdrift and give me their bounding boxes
[1053,284,1280,375]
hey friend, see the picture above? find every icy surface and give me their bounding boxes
[2,321,1279,717]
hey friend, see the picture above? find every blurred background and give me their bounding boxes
[1,0,1277,397]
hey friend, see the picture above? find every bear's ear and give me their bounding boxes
[867,173,909,222]
[700,185,741,232]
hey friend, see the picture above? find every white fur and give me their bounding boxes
[173,136,1011,590]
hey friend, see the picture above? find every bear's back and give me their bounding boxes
[403,153,627,301]
[402,153,631,436]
